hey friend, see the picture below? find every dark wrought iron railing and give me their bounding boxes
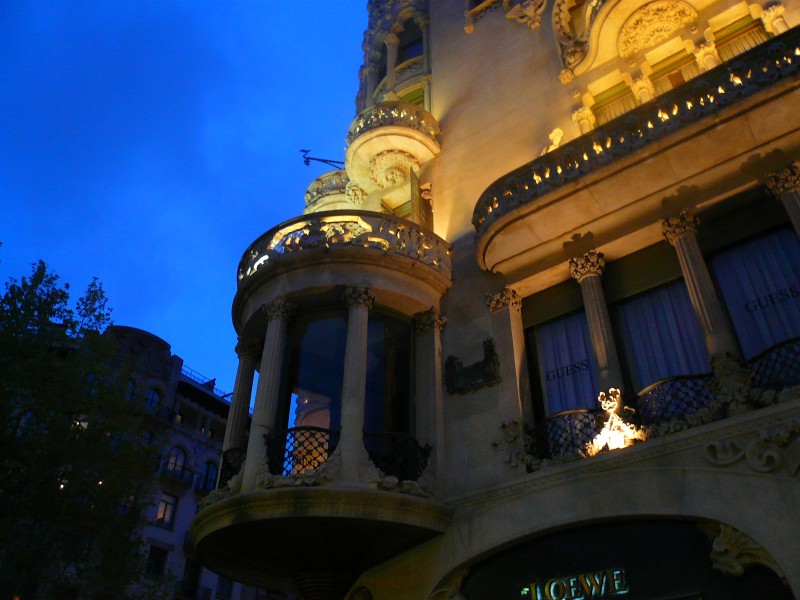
[160,463,195,487]
[363,431,432,482]
[746,337,800,390]
[265,426,340,477]
[472,26,800,233]
[532,408,604,459]
[635,373,715,427]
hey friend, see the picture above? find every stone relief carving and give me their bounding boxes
[486,286,522,311]
[492,420,541,470]
[413,307,447,332]
[263,296,296,322]
[766,161,800,198]
[370,149,419,188]
[305,169,349,208]
[345,181,367,206]
[344,286,376,310]
[702,523,787,581]
[444,338,502,395]
[617,0,697,58]
[568,249,605,282]
[661,209,698,245]
[506,0,549,30]
[705,416,800,476]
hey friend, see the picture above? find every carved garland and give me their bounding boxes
[617,1,697,58]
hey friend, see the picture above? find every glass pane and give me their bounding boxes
[364,315,412,434]
[614,280,709,392]
[711,229,800,358]
[533,312,599,414]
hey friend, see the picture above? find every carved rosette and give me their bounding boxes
[263,296,296,322]
[370,150,419,188]
[344,287,376,310]
[766,162,800,198]
[617,0,697,57]
[661,210,698,246]
[568,250,606,282]
[486,287,522,312]
[413,307,447,332]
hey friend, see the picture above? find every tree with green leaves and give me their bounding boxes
[0,261,166,600]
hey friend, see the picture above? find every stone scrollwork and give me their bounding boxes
[370,150,419,188]
[617,0,697,58]
[413,307,447,332]
[505,0,549,30]
[705,417,800,476]
[704,523,787,581]
[486,286,522,312]
[568,250,605,282]
[766,161,800,198]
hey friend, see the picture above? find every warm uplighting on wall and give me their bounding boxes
[585,389,648,457]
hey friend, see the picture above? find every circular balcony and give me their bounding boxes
[191,484,452,599]
[303,169,351,214]
[233,210,451,329]
[345,101,440,194]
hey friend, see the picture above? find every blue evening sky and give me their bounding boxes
[0,2,366,394]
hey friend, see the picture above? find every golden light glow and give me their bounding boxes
[585,389,648,457]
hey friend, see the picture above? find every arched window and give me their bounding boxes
[125,379,137,403]
[397,20,423,65]
[145,387,162,413]
[166,446,187,472]
[200,461,218,491]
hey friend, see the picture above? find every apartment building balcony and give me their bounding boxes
[159,463,195,489]
[473,27,800,287]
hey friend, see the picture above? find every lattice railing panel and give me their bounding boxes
[363,432,431,482]
[635,374,714,426]
[266,427,339,477]
[534,409,604,459]
[747,338,800,391]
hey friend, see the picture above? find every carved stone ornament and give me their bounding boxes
[572,105,597,130]
[218,446,246,489]
[234,339,261,360]
[413,307,447,332]
[632,75,656,103]
[705,415,800,476]
[506,0,549,30]
[617,1,697,58]
[370,149,419,189]
[491,420,541,470]
[568,249,605,282]
[694,42,721,72]
[486,287,522,312]
[760,4,787,34]
[766,162,800,198]
[551,0,594,70]
[263,296,296,322]
[344,286,376,310]
[705,523,786,581]
[345,181,367,206]
[444,338,502,395]
[661,209,698,246]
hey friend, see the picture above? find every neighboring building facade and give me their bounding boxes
[191,2,800,599]
[112,326,267,600]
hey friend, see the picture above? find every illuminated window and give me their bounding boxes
[156,492,178,529]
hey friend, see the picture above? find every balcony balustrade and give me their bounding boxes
[160,463,195,488]
[265,426,340,477]
[346,101,439,146]
[236,210,451,285]
[304,169,349,211]
[363,432,432,482]
[748,337,800,390]
[532,408,605,460]
[472,27,800,235]
[635,373,716,427]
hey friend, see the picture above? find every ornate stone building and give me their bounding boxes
[192,1,800,598]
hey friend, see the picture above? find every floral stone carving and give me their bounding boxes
[617,0,697,58]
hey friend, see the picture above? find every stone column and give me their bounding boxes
[662,210,739,359]
[384,33,400,94]
[760,4,789,34]
[412,307,447,480]
[694,42,721,72]
[569,251,625,399]
[339,287,375,482]
[241,297,295,491]
[364,65,378,109]
[218,339,259,488]
[767,162,800,238]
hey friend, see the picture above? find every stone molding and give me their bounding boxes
[706,523,787,581]
[486,286,522,311]
[413,307,447,332]
[766,162,800,198]
[617,0,697,58]
[661,210,698,245]
[344,287,376,310]
[262,297,295,322]
[568,250,606,282]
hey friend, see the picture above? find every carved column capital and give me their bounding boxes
[766,162,800,198]
[344,286,375,310]
[383,33,399,47]
[760,3,787,34]
[234,339,261,360]
[662,210,698,246]
[572,106,596,132]
[413,307,447,332]
[631,75,655,103]
[694,42,721,72]
[486,287,522,312]
[568,250,606,282]
[262,296,296,322]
